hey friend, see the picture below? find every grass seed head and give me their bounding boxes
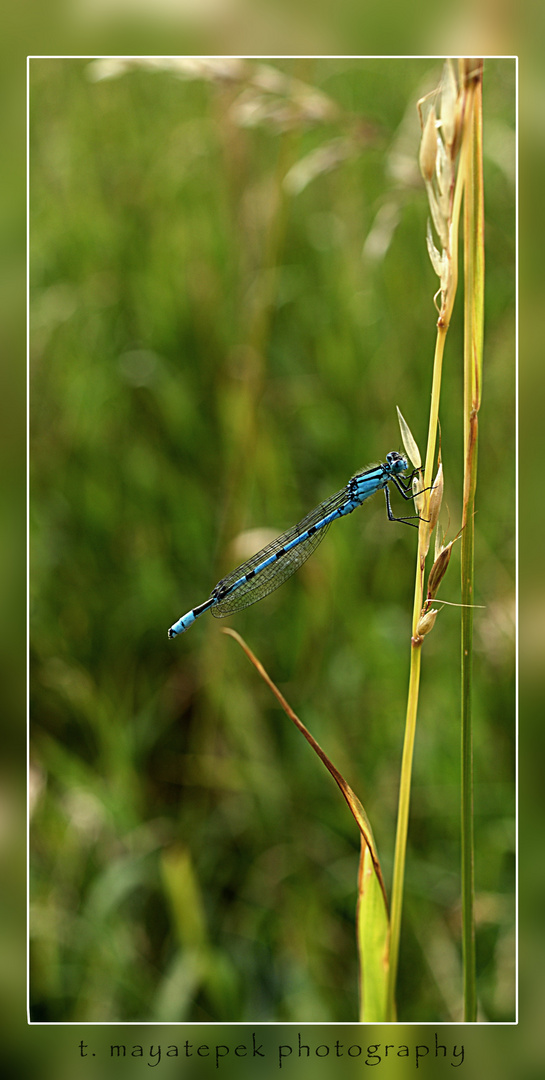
[428,463,444,533]
[427,541,453,600]
[415,607,439,639]
[419,105,437,182]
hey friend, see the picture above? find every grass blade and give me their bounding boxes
[223,627,390,1021]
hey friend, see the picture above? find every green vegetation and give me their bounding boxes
[30,57,515,1022]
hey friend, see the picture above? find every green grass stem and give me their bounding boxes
[386,59,474,1019]
[460,67,484,1022]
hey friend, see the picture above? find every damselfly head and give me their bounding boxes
[385,450,408,474]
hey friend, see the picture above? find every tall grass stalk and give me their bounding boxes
[386,60,484,1021]
[460,64,484,1022]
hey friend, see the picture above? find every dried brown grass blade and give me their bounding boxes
[223,627,388,910]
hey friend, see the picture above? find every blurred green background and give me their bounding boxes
[29,57,515,1024]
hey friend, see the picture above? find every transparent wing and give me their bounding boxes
[211,485,349,617]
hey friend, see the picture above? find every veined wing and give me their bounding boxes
[212,484,350,617]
